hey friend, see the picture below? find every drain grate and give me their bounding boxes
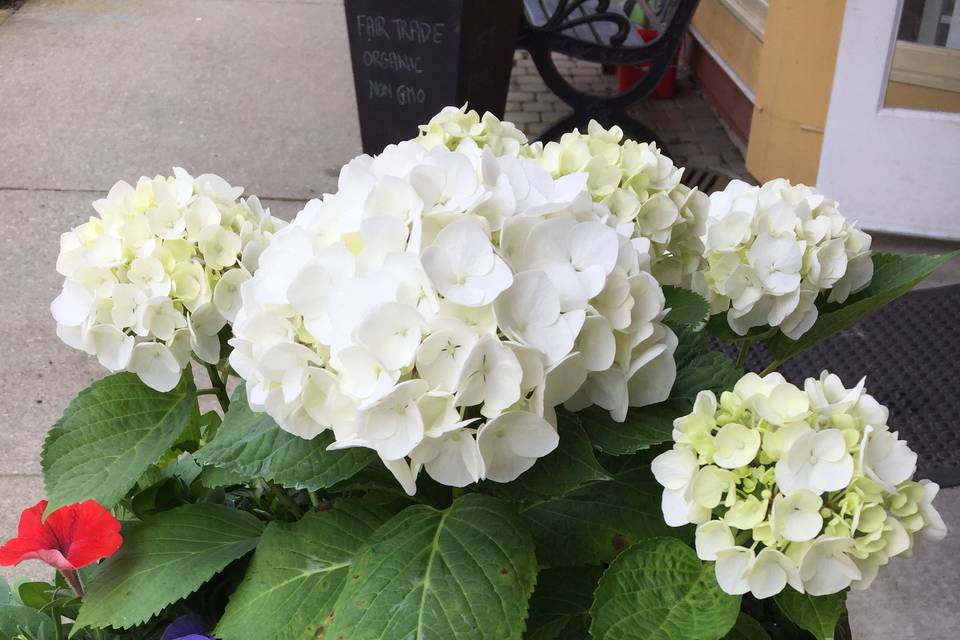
[680,167,736,194]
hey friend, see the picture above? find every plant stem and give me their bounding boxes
[266,481,302,519]
[196,388,220,396]
[203,362,231,411]
[61,569,84,598]
[307,491,320,508]
[735,340,752,369]
[51,600,65,640]
[760,360,782,376]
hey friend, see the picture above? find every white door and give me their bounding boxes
[818,0,960,239]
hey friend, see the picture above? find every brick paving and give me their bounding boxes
[505,50,751,181]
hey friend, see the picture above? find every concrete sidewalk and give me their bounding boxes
[0,0,360,584]
[0,2,956,638]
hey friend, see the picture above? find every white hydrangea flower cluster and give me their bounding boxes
[695,179,873,339]
[652,371,946,599]
[229,140,678,494]
[417,106,709,288]
[528,123,707,288]
[51,169,284,391]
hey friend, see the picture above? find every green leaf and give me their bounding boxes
[774,590,847,640]
[706,314,778,343]
[562,401,681,457]
[766,252,957,364]
[672,351,741,400]
[724,613,771,640]
[76,503,264,630]
[663,286,709,329]
[195,386,373,491]
[322,494,537,640]
[42,372,196,512]
[590,537,740,640]
[16,582,53,611]
[673,324,707,370]
[524,566,602,640]
[0,604,53,639]
[493,422,610,501]
[197,465,250,489]
[216,501,388,640]
[0,578,9,605]
[519,457,683,566]
[575,332,738,456]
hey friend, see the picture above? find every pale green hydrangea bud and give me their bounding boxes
[652,370,946,599]
[416,105,527,157]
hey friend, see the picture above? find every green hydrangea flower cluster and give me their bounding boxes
[652,371,946,598]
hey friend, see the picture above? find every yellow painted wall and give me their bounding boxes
[885,81,960,114]
[691,0,763,93]
[745,0,846,185]
[693,0,847,184]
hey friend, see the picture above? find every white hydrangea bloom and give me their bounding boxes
[52,168,284,391]
[230,140,677,495]
[653,370,946,598]
[528,122,708,289]
[694,179,873,339]
[417,108,708,289]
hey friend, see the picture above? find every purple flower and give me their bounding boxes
[160,614,214,640]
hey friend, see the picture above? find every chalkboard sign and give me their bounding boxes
[344,0,522,155]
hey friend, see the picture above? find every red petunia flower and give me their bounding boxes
[0,499,122,571]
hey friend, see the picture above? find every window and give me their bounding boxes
[898,0,960,49]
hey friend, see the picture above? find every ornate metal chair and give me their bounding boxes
[517,0,701,148]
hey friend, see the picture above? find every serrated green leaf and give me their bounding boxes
[672,351,741,400]
[774,590,846,640]
[216,501,388,640]
[195,385,373,491]
[569,400,683,456]
[76,503,263,630]
[0,578,9,605]
[663,286,709,329]
[42,372,196,512]
[724,613,771,640]
[766,252,957,364]
[590,537,740,640]
[493,422,610,501]
[322,494,537,640]
[519,458,683,566]
[673,324,707,370]
[525,566,602,640]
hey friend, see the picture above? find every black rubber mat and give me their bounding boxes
[710,284,960,488]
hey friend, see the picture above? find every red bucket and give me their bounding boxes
[616,27,678,99]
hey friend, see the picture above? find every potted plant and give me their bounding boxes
[0,106,950,639]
